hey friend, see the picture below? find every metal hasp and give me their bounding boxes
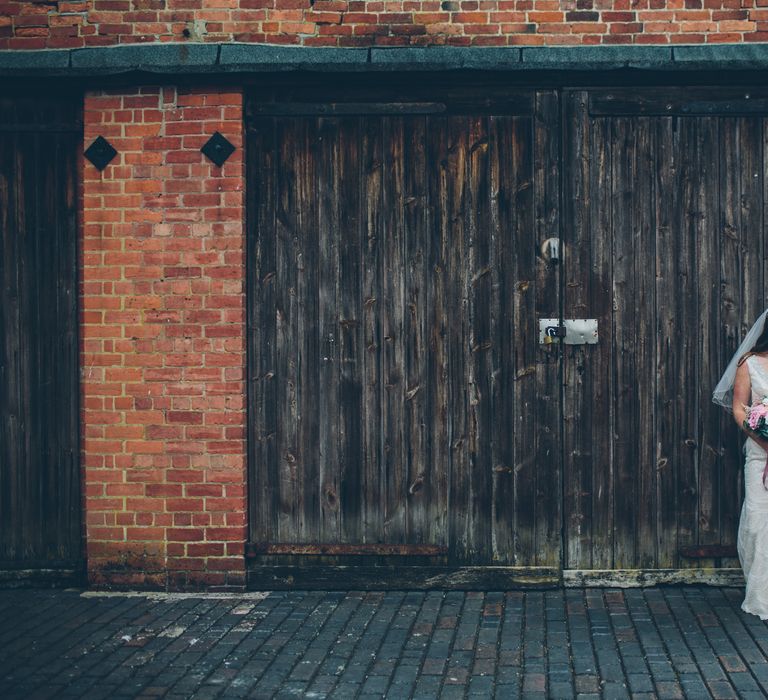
[539,318,598,345]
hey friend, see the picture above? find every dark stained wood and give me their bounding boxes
[532,91,561,568]
[250,102,447,116]
[489,115,516,565]
[424,117,450,551]
[248,85,764,577]
[247,566,560,591]
[247,92,555,567]
[0,97,81,568]
[589,87,768,116]
[338,117,364,545]
[562,91,614,570]
[654,115,684,569]
[509,115,537,566]
[696,117,725,549]
[246,543,447,556]
[317,116,342,543]
[678,545,738,559]
[381,116,408,544]
[247,117,279,545]
[400,116,429,545]
[564,89,768,571]
[361,118,384,545]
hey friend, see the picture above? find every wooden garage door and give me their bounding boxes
[0,97,81,573]
[247,91,561,574]
[562,88,768,573]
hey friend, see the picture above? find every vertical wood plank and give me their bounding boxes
[510,116,537,566]
[610,116,646,569]
[654,116,684,569]
[697,117,728,550]
[630,117,656,569]
[381,117,408,543]
[562,92,592,569]
[490,116,516,565]
[425,117,451,549]
[361,117,384,544]
[338,117,364,544]
[275,118,300,543]
[401,116,430,544]
[317,117,341,542]
[674,118,701,563]
[248,117,279,546]
[297,118,322,543]
[562,92,613,570]
[444,116,470,562]
[532,91,561,567]
[466,114,492,564]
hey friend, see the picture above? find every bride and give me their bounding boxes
[714,308,768,620]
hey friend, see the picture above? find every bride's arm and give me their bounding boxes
[732,361,768,452]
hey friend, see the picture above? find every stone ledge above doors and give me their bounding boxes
[4,43,768,78]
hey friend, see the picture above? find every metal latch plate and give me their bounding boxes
[539,318,598,345]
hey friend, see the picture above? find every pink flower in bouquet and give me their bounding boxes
[746,399,768,432]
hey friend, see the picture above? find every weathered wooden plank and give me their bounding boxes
[675,118,703,565]
[489,116,516,566]
[247,566,561,591]
[424,117,450,550]
[274,118,300,543]
[317,117,342,542]
[697,117,728,550]
[532,91,561,568]
[444,116,470,563]
[338,117,364,544]
[610,115,640,569]
[563,93,593,569]
[654,116,683,569]
[246,543,447,556]
[562,568,744,588]
[401,116,430,545]
[381,117,408,543]
[509,116,537,566]
[562,91,612,570]
[589,87,768,116]
[632,117,656,569]
[250,102,447,116]
[296,119,322,543]
[678,544,738,559]
[361,117,384,544]
[465,114,492,564]
[586,111,613,570]
[248,118,280,545]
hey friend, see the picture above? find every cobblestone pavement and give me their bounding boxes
[1,587,768,699]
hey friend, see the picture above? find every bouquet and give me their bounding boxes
[744,397,768,438]
[744,397,768,489]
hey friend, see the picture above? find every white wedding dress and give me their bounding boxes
[738,354,768,619]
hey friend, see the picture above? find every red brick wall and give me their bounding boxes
[2,0,768,50]
[82,86,246,590]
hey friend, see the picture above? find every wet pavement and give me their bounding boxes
[1,587,767,699]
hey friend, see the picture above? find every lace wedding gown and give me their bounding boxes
[738,355,768,619]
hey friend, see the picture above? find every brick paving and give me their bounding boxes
[1,587,768,699]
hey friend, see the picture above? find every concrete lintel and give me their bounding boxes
[219,44,369,71]
[2,43,768,77]
[369,46,522,70]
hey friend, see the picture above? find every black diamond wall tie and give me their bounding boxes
[84,136,118,171]
[201,131,235,167]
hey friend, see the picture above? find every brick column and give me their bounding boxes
[82,87,246,590]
